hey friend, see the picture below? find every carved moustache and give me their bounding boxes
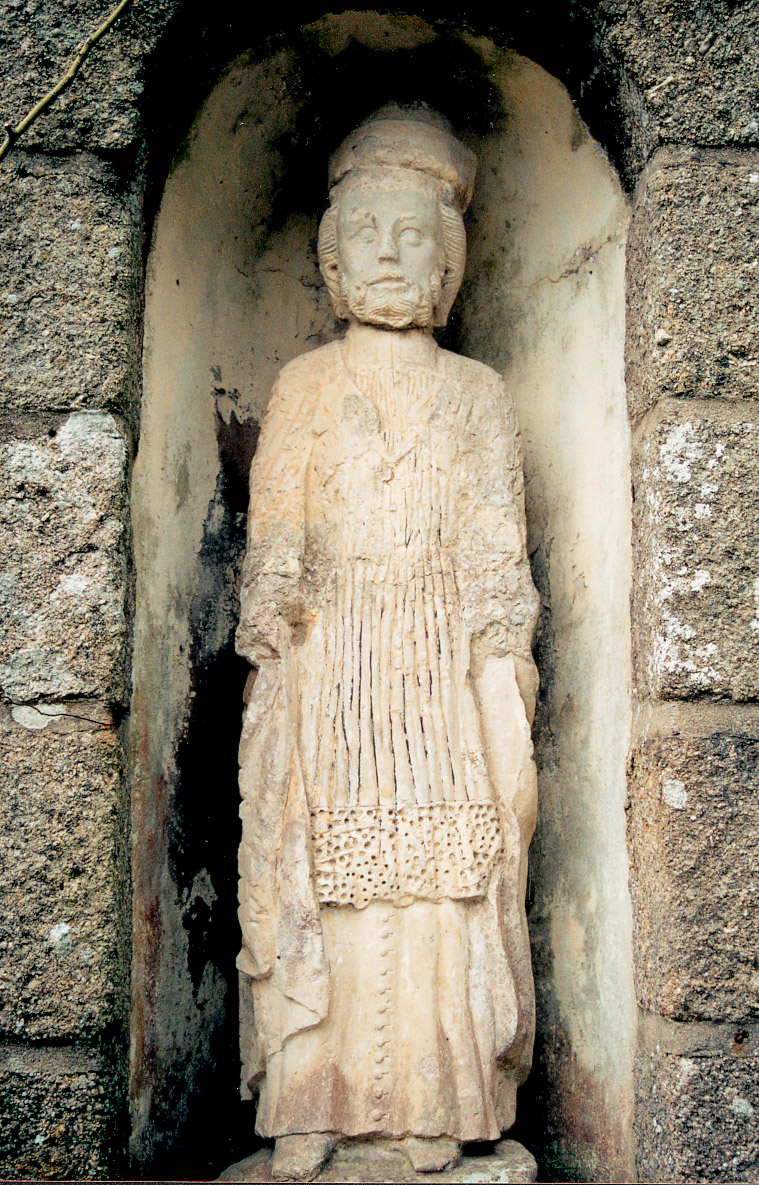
[343,273,444,330]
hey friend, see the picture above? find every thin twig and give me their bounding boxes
[0,0,132,166]
[11,702,114,730]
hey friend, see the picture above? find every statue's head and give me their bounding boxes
[318,105,476,330]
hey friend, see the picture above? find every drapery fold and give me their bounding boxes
[236,327,539,1130]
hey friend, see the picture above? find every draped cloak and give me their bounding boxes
[235,324,539,1140]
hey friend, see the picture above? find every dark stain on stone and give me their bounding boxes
[130,408,259,1177]
[515,1012,633,1183]
[529,535,557,752]
[216,406,260,512]
[175,452,190,511]
[154,443,255,1177]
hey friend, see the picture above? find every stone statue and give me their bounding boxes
[235,106,540,1182]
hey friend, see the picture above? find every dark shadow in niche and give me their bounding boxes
[149,418,259,1181]
[267,33,504,225]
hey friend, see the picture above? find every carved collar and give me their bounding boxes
[341,322,439,372]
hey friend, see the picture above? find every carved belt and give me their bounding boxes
[310,801,502,909]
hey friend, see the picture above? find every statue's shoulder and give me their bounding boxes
[275,342,341,391]
[439,348,517,428]
[439,347,504,393]
[258,344,342,447]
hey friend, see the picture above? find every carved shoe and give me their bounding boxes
[403,1137,462,1173]
[271,1133,339,1181]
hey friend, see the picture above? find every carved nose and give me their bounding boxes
[377,229,399,261]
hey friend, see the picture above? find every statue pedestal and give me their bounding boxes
[219,1138,537,1183]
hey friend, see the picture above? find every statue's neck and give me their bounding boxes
[343,321,437,370]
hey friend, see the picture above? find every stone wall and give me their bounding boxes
[0,149,138,1178]
[0,2,757,1181]
[626,139,759,1181]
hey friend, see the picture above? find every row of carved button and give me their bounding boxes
[369,904,396,1127]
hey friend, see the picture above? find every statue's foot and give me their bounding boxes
[271,1133,339,1181]
[403,1136,461,1173]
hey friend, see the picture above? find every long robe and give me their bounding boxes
[235,323,539,1140]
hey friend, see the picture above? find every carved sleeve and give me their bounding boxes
[454,377,539,671]
[236,371,315,664]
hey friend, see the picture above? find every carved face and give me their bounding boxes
[335,180,445,330]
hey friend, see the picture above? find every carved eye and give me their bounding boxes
[399,228,423,246]
[357,227,376,243]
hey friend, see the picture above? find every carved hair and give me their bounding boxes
[317,190,466,328]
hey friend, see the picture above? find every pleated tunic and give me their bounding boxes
[236,323,539,1141]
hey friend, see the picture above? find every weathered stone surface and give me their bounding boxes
[626,150,759,422]
[0,706,128,1041]
[628,732,759,1022]
[0,1042,124,1180]
[232,109,539,1156]
[633,402,759,701]
[219,1139,538,1183]
[636,1014,759,1184]
[0,412,128,703]
[0,0,176,153]
[600,0,759,175]
[0,152,142,415]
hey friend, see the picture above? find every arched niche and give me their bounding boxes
[131,15,634,1180]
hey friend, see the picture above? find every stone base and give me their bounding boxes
[219,1138,537,1183]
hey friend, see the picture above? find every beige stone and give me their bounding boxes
[235,109,539,1178]
[220,1138,537,1183]
[130,51,315,1164]
[459,52,636,1179]
[0,412,129,703]
[138,30,637,1177]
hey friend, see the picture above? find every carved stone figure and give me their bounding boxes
[235,106,540,1182]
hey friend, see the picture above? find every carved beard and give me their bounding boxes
[341,273,443,330]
